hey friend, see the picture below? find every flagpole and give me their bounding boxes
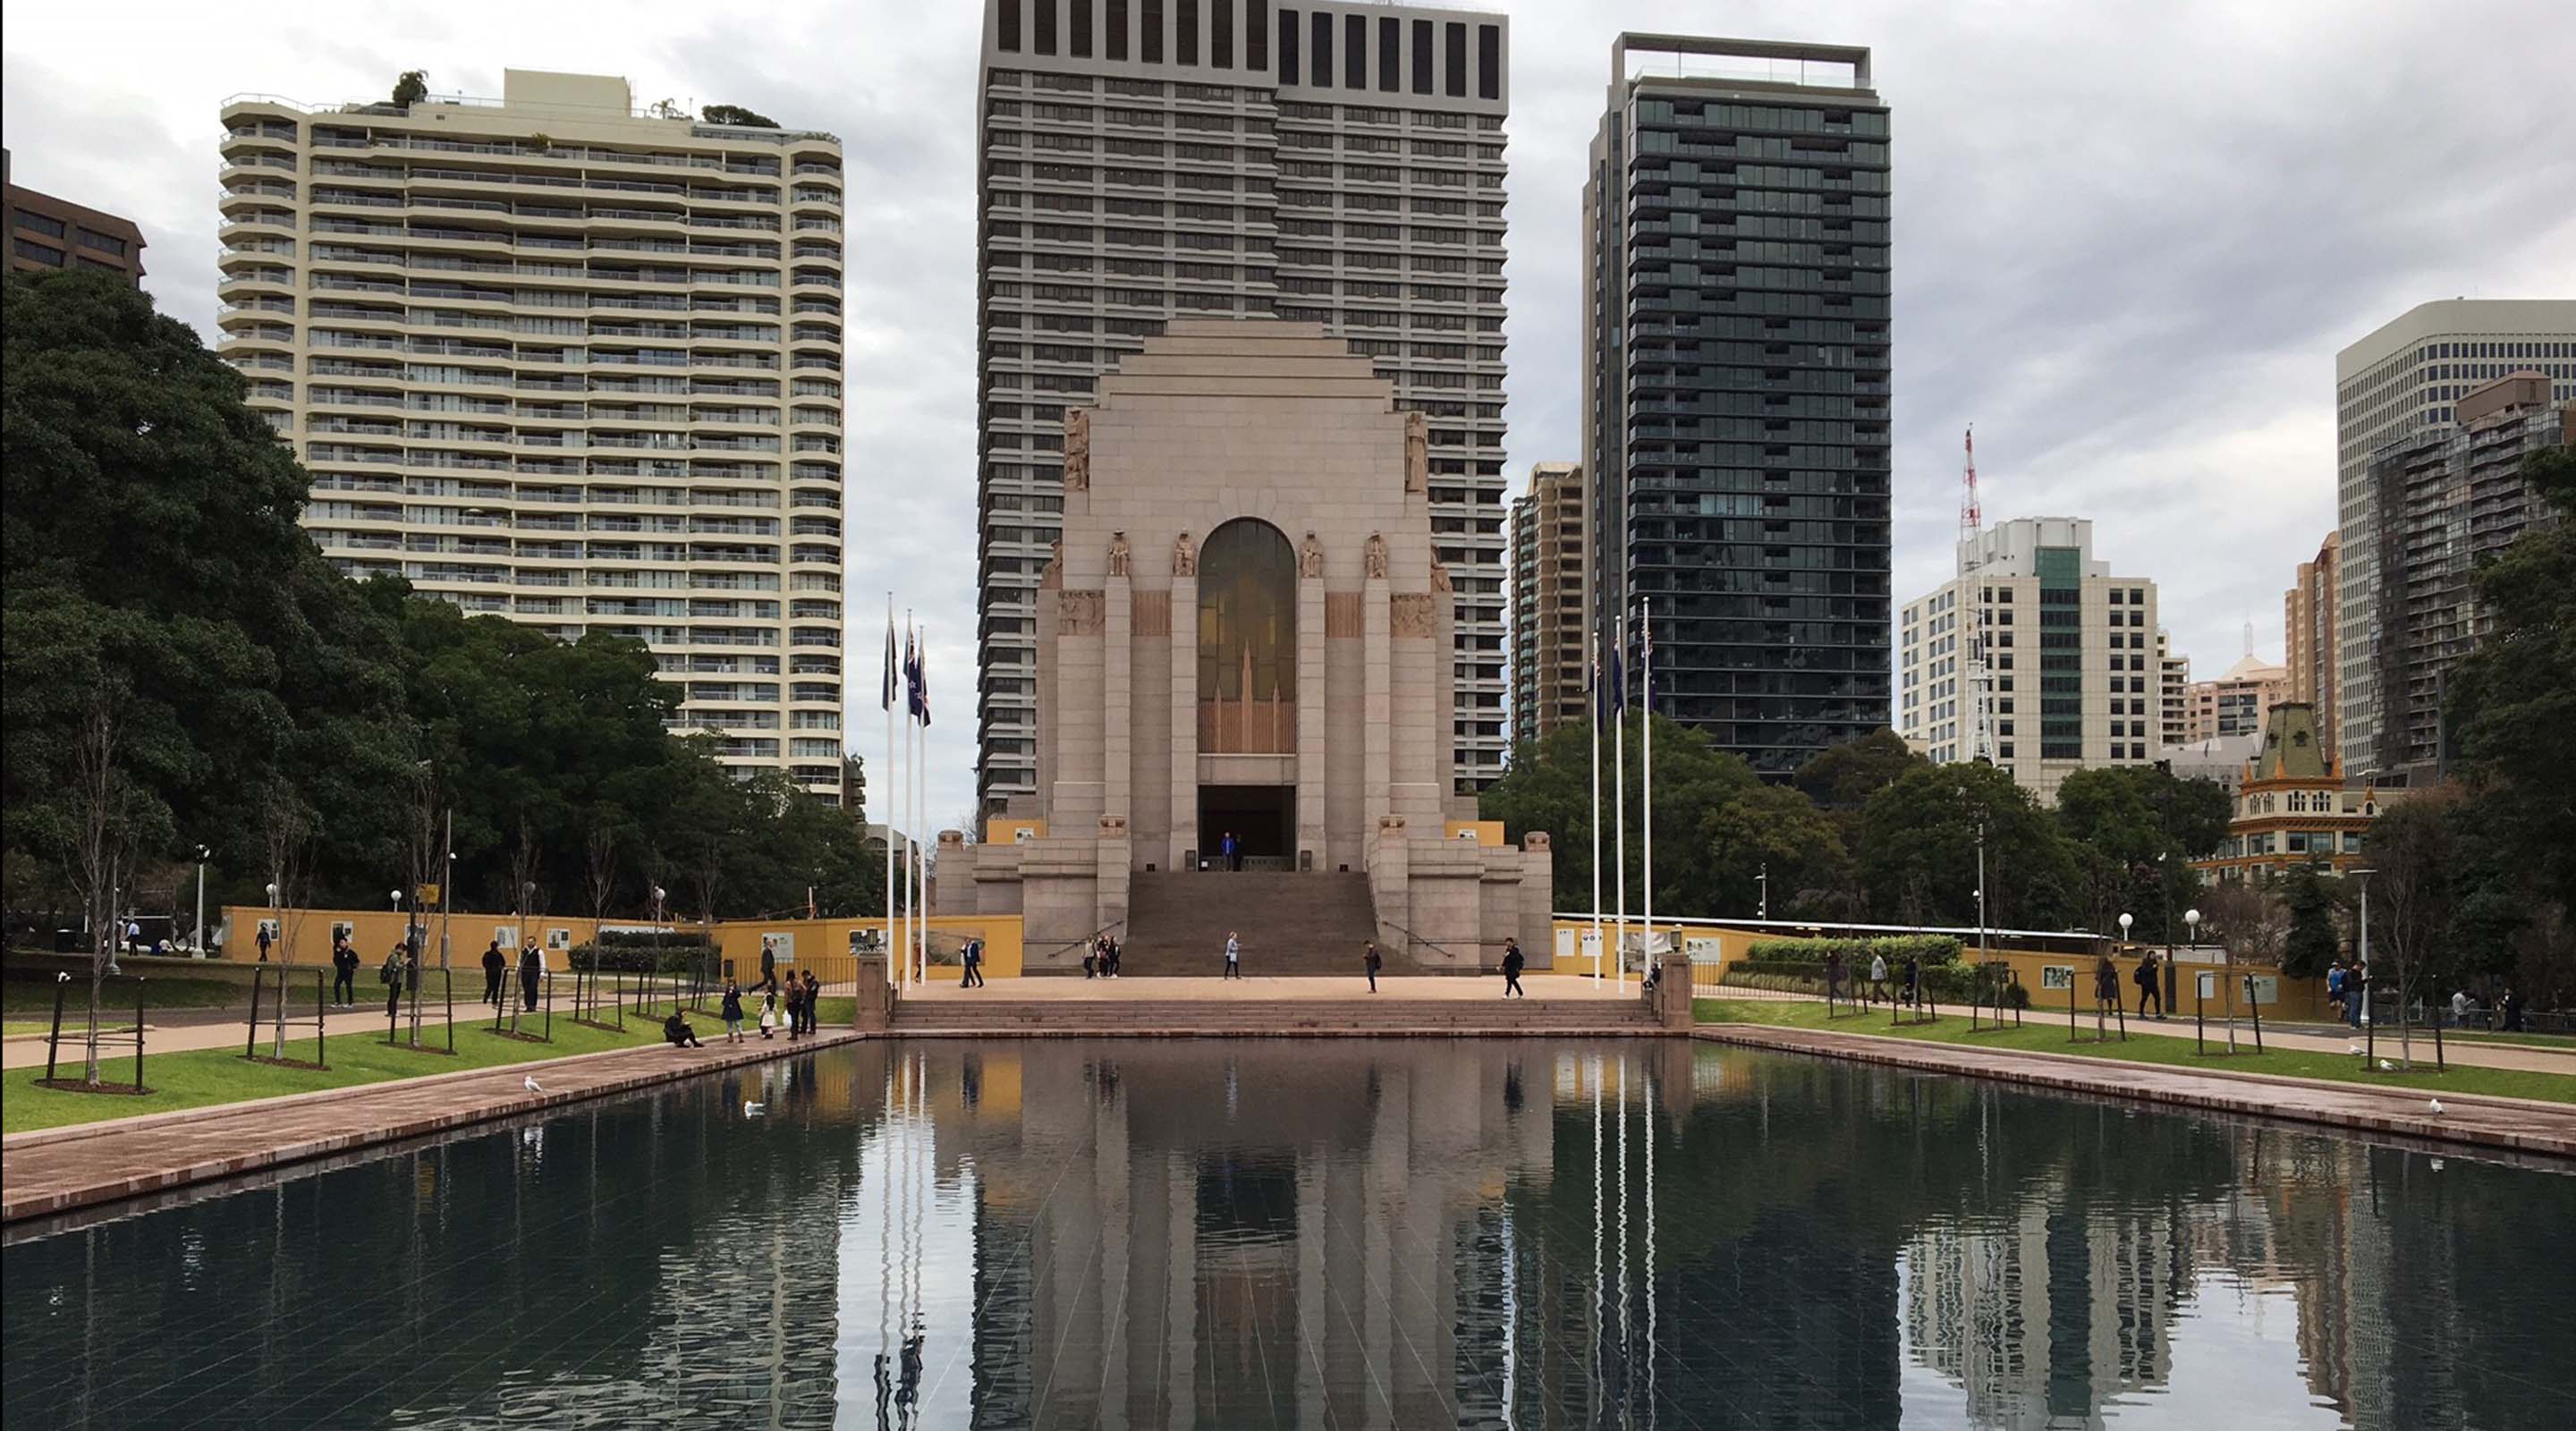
[1589,633,1604,987]
[883,595,897,978]
[1614,614,1628,995]
[901,613,916,985]
[1642,596,1654,982]
[922,620,932,988]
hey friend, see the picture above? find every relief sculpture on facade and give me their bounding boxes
[1403,411,1428,495]
[1061,408,1089,492]
[1391,592,1437,638]
[1107,529,1131,577]
[1300,530,1325,580]
[1363,531,1389,580]
[1057,588,1105,635]
[1429,559,1453,595]
[1172,529,1197,577]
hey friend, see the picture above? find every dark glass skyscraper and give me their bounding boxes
[1581,36,1891,774]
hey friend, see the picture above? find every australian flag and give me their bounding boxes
[904,628,930,727]
[882,614,899,713]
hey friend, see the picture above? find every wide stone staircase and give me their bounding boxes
[1113,870,1385,977]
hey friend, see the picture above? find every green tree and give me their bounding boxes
[2053,764,2231,942]
[700,104,781,129]
[1792,727,1922,810]
[2279,859,2341,978]
[1855,763,2080,930]
[391,70,429,107]
[2447,445,2576,912]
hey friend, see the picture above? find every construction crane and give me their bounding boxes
[1959,428,1996,765]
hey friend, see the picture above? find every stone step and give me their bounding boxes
[1115,870,1385,976]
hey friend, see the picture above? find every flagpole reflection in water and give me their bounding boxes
[1617,1055,1631,1410]
[1590,1054,1605,1424]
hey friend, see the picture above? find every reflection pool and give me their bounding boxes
[4,1039,2571,1428]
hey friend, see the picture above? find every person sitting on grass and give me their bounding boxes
[664,1011,703,1048]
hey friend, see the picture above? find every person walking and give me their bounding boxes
[331,934,359,1008]
[1104,936,1121,978]
[2094,956,2121,1020]
[759,937,778,995]
[518,941,543,1013]
[2349,960,2371,1028]
[1902,953,1922,1012]
[1502,938,1527,999]
[1825,949,1845,1006]
[720,978,746,1044]
[380,942,408,1021]
[257,924,274,963]
[1868,951,1890,1006]
[1224,930,1241,979]
[2134,952,2163,1018]
[482,939,507,1009]
[962,936,985,988]
[1363,941,1383,993]
[1083,938,1099,979]
[2501,986,2526,1033]
[2326,961,2348,1021]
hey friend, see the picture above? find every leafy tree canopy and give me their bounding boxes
[700,104,780,129]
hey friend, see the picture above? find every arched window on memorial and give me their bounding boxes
[1199,518,1296,752]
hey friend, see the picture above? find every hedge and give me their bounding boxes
[567,942,718,976]
[1744,936,1963,968]
[591,929,716,951]
[1724,959,2029,1009]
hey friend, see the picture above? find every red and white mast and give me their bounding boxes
[1960,428,1996,765]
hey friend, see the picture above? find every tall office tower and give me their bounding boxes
[1896,518,2159,806]
[1582,35,1891,775]
[5,148,148,284]
[2331,299,2576,783]
[977,0,1513,808]
[2156,631,2190,752]
[2284,530,2339,763]
[1506,461,1588,750]
[216,72,848,797]
[2364,373,2570,779]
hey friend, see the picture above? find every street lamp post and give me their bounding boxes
[265,881,280,965]
[194,847,211,959]
[2348,867,2377,1055]
[1756,864,1768,922]
[2184,908,2202,1046]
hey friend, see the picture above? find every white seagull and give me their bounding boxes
[2346,1043,2364,1056]
[2428,1099,2445,1115]
[2379,1060,2395,1071]
[523,1075,545,1094]
[743,1100,767,1117]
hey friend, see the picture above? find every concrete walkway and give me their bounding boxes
[2,1002,604,1071]
[1702,984,2576,1077]
[1695,1024,2576,1159]
[2,1030,860,1225]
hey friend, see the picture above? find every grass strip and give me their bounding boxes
[1693,998,2576,1106]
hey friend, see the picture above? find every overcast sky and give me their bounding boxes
[7,1,2572,827]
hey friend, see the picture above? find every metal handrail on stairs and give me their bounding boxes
[1376,920,1496,972]
[1025,919,1128,968]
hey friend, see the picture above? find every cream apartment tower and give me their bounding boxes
[1899,518,2162,806]
[976,0,1513,809]
[216,71,848,794]
[1507,461,1587,750]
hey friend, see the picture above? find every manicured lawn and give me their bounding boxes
[2,975,251,1016]
[1693,998,2576,1106]
[2,998,857,1135]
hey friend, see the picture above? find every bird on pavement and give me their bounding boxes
[523,1075,545,1094]
[2428,1098,2445,1115]
[2347,1043,2364,1056]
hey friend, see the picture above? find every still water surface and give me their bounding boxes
[4,1039,2570,1429]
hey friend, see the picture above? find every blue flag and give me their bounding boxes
[904,628,929,727]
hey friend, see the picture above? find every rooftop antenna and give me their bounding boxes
[2243,620,2254,660]
[1960,427,1995,764]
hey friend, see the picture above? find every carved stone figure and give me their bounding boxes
[1173,529,1198,577]
[1107,529,1131,577]
[1061,408,1090,491]
[1363,531,1389,580]
[1402,411,1428,495]
[1038,538,1063,588]
[1429,559,1453,595]
[1299,531,1325,579]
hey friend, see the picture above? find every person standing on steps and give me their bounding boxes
[1224,930,1241,979]
[1363,941,1383,993]
[1221,830,1241,872]
[482,939,507,1009]
[1502,938,1526,998]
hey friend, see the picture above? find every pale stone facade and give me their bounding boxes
[939,321,1549,967]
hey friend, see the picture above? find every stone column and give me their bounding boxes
[1105,559,1132,839]
[1169,559,1199,871]
[1363,563,1392,833]
[1297,555,1326,869]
